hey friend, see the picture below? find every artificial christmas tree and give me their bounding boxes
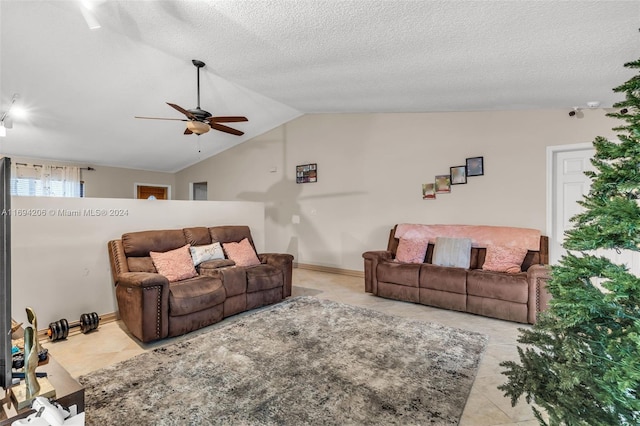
[499,58,640,425]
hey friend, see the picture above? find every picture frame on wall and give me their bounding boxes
[296,163,318,184]
[450,165,467,185]
[466,156,484,177]
[435,175,451,193]
[422,183,436,200]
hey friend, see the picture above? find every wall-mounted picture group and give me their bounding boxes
[422,156,484,200]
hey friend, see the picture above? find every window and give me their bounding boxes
[10,163,82,197]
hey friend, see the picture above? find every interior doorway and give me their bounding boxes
[135,184,170,200]
[548,142,640,276]
[547,143,594,264]
[192,182,208,201]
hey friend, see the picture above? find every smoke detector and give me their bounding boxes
[587,101,601,109]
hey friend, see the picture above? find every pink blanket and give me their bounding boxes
[394,224,541,251]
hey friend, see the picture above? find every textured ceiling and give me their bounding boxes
[1,1,639,172]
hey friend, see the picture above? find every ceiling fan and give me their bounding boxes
[135,59,248,136]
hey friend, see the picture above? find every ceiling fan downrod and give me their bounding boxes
[192,59,205,110]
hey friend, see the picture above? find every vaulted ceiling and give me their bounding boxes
[1,1,638,172]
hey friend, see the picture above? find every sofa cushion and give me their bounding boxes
[215,266,247,296]
[190,242,225,266]
[419,263,467,294]
[378,282,419,303]
[210,225,255,247]
[467,270,529,303]
[482,245,528,274]
[199,259,236,271]
[377,261,420,287]
[168,276,226,317]
[122,229,187,257]
[127,256,156,273]
[432,237,472,268]
[246,264,283,292]
[150,245,198,282]
[395,237,429,263]
[183,227,212,246]
[223,238,261,267]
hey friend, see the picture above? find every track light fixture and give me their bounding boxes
[0,94,20,137]
[620,108,629,114]
[568,107,580,117]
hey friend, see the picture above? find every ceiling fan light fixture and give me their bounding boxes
[186,120,210,135]
[135,61,247,136]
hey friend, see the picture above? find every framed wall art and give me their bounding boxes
[435,175,451,193]
[422,183,436,200]
[450,165,467,185]
[296,163,317,184]
[466,156,484,177]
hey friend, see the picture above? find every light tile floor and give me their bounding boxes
[44,269,542,425]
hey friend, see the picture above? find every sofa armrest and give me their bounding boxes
[116,272,169,288]
[527,264,552,324]
[363,250,393,261]
[108,239,129,279]
[259,253,294,298]
[114,272,169,342]
[363,250,393,294]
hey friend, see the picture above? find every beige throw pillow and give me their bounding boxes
[482,245,528,274]
[395,238,429,263]
[190,242,224,266]
[150,244,198,282]
[222,238,261,267]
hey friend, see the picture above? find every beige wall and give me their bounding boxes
[176,109,619,271]
[11,156,175,199]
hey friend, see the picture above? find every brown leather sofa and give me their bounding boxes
[108,225,293,343]
[363,225,551,324]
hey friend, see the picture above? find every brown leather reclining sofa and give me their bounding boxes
[108,225,293,343]
[363,224,551,324]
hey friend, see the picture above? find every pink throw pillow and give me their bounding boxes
[150,244,197,282]
[395,238,429,263]
[222,238,261,267]
[482,245,528,274]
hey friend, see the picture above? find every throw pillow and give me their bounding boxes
[395,238,429,263]
[150,244,198,282]
[482,245,528,274]
[432,237,472,268]
[189,242,224,266]
[222,238,261,267]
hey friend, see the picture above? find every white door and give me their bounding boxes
[550,144,640,276]
[550,146,595,264]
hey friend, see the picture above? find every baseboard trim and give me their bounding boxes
[294,262,364,278]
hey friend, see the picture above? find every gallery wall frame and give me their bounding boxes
[296,163,317,184]
[450,165,467,185]
[422,183,436,200]
[435,175,451,193]
[466,156,484,177]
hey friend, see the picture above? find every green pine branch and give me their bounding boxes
[499,51,640,425]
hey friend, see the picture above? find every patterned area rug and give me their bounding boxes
[79,297,488,425]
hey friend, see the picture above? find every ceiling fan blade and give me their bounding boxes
[135,116,187,121]
[166,102,197,120]
[209,116,248,123]
[210,122,244,136]
[184,128,193,135]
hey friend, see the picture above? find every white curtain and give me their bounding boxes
[11,163,81,197]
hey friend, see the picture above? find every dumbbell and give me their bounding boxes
[47,312,100,341]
